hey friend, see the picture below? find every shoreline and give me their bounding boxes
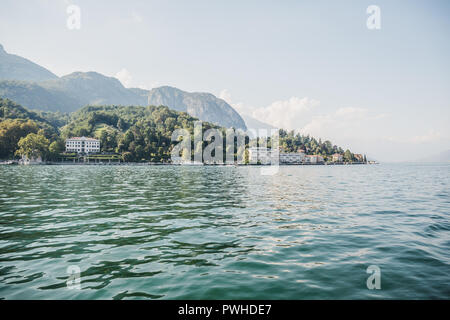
[1,160,374,166]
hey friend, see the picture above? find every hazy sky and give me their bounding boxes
[1,0,449,161]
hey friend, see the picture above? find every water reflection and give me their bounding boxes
[0,164,449,299]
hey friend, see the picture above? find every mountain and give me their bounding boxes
[0,44,58,82]
[0,72,148,113]
[417,150,450,162]
[42,72,148,107]
[147,86,247,130]
[0,79,246,129]
[0,80,80,112]
[0,45,247,129]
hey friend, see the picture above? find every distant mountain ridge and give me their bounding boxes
[0,44,58,82]
[147,86,246,130]
[0,44,246,130]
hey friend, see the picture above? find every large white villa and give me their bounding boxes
[65,137,100,154]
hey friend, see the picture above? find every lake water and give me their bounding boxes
[0,164,449,299]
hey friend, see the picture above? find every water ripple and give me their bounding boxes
[0,163,449,299]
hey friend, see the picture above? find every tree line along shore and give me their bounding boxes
[0,98,368,165]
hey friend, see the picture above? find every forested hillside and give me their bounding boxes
[60,105,219,162]
[0,98,360,162]
[0,99,218,162]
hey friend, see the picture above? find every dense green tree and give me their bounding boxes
[15,132,50,160]
[48,139,66,160]
[122,151,133,162]
[0,119,39,158]
[343,149,353,162]
[277,130,347,158]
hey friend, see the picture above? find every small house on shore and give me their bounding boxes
[332,153,343,162]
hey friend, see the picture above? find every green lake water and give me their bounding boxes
[0,164,449,299]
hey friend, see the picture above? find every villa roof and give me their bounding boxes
[66,137,99,141]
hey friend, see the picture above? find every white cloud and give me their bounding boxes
[294,107,391,158]
[218,89,232,104]
[301,107,384,140]
[218,89,318,130]
[219,90,388,143]
[115,68,133,88]
[252,97,319,130]
[218,89,256,117]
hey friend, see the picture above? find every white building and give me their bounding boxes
[304,155,324,164]
[66,137,100,154]
[249,147,307,164]
[248,147,276,164]
[279,151,305,164]
[304,155,317,164]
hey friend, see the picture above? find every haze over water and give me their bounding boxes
[0,164,449,299]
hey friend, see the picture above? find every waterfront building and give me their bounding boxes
[248,147,275,164]
[304,155,324,164]
[249,147,327,165]
[304,155,317,164]
[65,137,100,154]
[279,150,305,164]
[332,153,343,162]
[354,154,364,162]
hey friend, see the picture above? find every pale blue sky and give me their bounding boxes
[1,0,449,161]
